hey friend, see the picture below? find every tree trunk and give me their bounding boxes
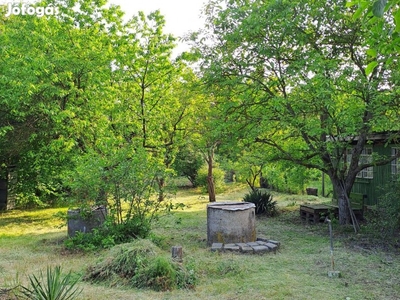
[330,178,351,225]
[336,188,351,225]
[206,151,216,202]
[157,177,165,202]
[259,174,269,188]
[246,179,256,191]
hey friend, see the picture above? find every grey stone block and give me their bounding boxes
[246,242,260,247]
[211,243,223,252]
[266,242,278,253]
[256,237,269,243]
[252,245,270,253]
[240,246,254,253]
[209,239,281,255]
[236,243,253,253]
[267,240,281,246]
[224,243,240,252]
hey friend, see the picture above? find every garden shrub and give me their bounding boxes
[63,148,182,253]
[365,178,400,238]
[172,146,204,187]
[243,189,278,216]
[64,217,151,251]
[15,193,47,209]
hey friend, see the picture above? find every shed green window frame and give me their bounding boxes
[391,147,400,175]
[346,147,373,179]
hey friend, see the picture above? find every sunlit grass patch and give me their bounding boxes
[0,208,67,237]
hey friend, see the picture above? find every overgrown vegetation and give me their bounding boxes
[64,217,151,251]
[85,240,197,291]
[243,189,278,216]
[364,178,400,239]
[173,146,204,187]
[62,148,185,251]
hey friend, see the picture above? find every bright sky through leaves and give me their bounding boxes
[108,0,207,53]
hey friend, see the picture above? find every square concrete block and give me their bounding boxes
[252,245,270,253]
[211,243,223,252]
[266,242,278,253]
[240,246,254,253]
[256,237,269,243]
[267,240,281,246]
[247,242,260,247]
[257,241,268,246]
[224,243,240,252]
[236,243,253,253]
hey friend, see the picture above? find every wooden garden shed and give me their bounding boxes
[347,132,399,206]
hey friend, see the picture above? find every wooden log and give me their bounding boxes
[171,246,183,262]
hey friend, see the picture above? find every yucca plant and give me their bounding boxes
[20,266,82,300]
[243,189,278,216]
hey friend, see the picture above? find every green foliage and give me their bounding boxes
[64,148,184,251]
[364,178,400,238]
[194,0,400,225]
[64,217,151,252]
[15,193,47,209]
[263,163,314,194]
[85,240,197,291]
[243,189,278,216]
[0,0,120,207]
[13,181,65,209]
[66,148,170,248]
[19,266,82,300]
[134,256,177,291]
[195,164,226,193]
[223,143,267,188]
[372,0,388,17]
[172,146,204,187]
[174,260,197,289]
[0,0,197,209]
[134,255,197,291]
[64,230,108,252]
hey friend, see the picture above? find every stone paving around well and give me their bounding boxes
[210,237,280,254]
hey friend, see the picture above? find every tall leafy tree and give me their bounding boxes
[110,10,198,201]
[194,0,400,225]
[0,0,200,216]
[0,0,124,205]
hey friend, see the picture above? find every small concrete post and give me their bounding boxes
[171,246,183,262]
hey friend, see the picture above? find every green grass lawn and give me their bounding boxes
[0,186,399,300]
